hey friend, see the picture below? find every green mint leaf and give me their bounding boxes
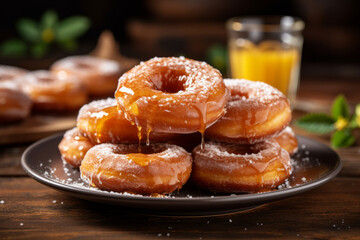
[207,45,227,75]
[55,16,90,41]
[331,129,355,148]
[0,39,27,57]
[295,113,335,134]
[17,18,40,42]
[331,94,350,120]
[42,10,58,28]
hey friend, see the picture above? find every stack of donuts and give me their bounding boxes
[0,55,125,123]
[58,56,298,195]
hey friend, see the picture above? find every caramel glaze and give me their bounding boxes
[206,79,291,144]
[115,57,229,149]
[77,99,176,145]
[274,127,298,155]
[80,143,193,195]
[58,128,94,168]
[192,140,292,193]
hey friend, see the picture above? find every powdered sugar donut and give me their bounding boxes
[77,98,176,144]
[58,128,94,168]
[21,70,88,112]
[115,57,229,135]
[51,55,123,97]
[206,79,291,144]
[0,65,28,82]
[80,143,193,195]
[0,65,31,123]
[192,140,292,193]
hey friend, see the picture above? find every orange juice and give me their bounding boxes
[229,40,301,101]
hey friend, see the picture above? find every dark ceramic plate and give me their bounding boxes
[21,134,341,216]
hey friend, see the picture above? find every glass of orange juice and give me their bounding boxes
[226,16,305,105]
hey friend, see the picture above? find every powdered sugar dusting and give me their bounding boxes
[41,136,325,199]
[118,57,224,101]
[194,140,279,160]
[116,57,229,133]
[77,98,116,121]
[51,55,122,76]
[0,65,27,81]
[84,143,187,163]
[224,79,288,109]
[21,70,84,95]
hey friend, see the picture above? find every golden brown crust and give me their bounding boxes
[80,143,193,195]
[192,140,292,193]
[206,79,292,144]
[51,56,123,97]
[115,57,229,134]
[58,128,94,168]
[77,98,177,144]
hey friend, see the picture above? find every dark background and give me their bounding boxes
[1,0,359,78]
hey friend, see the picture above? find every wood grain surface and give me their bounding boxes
[0,177,359,239]
[0,114,76,145]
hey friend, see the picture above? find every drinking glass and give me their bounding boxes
[227,16,305,104]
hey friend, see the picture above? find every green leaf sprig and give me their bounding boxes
[0,10,90,58]
[295,95,360,148]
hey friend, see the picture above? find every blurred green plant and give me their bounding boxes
[206,44,228,75]
[296,95,360,148]
[0,10,90,58]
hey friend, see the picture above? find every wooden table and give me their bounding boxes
[1,78,360,239]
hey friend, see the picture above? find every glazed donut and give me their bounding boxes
[206,79,291,144]
[51,55,123,97]
[115,57,229,135]
[0,66,31,123]
[21,70,88,112]
[274,127,298,155]
[80,143,193,195]
[192,140,291,193]
[58,128,94,168]
[77,98,176,144]
[0,65,28,81]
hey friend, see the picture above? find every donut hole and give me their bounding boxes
[75,62,93,69]
[230,90,250,100]
[150,67,186,94]
[38,77,55,83]
[113,145,166,155]
[225,145,260,155]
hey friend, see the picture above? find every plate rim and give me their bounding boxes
[21,133,342,205]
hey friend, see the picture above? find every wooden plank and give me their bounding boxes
[0,114,75,145]
[0,144,28,176]
[0,177,359,239]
